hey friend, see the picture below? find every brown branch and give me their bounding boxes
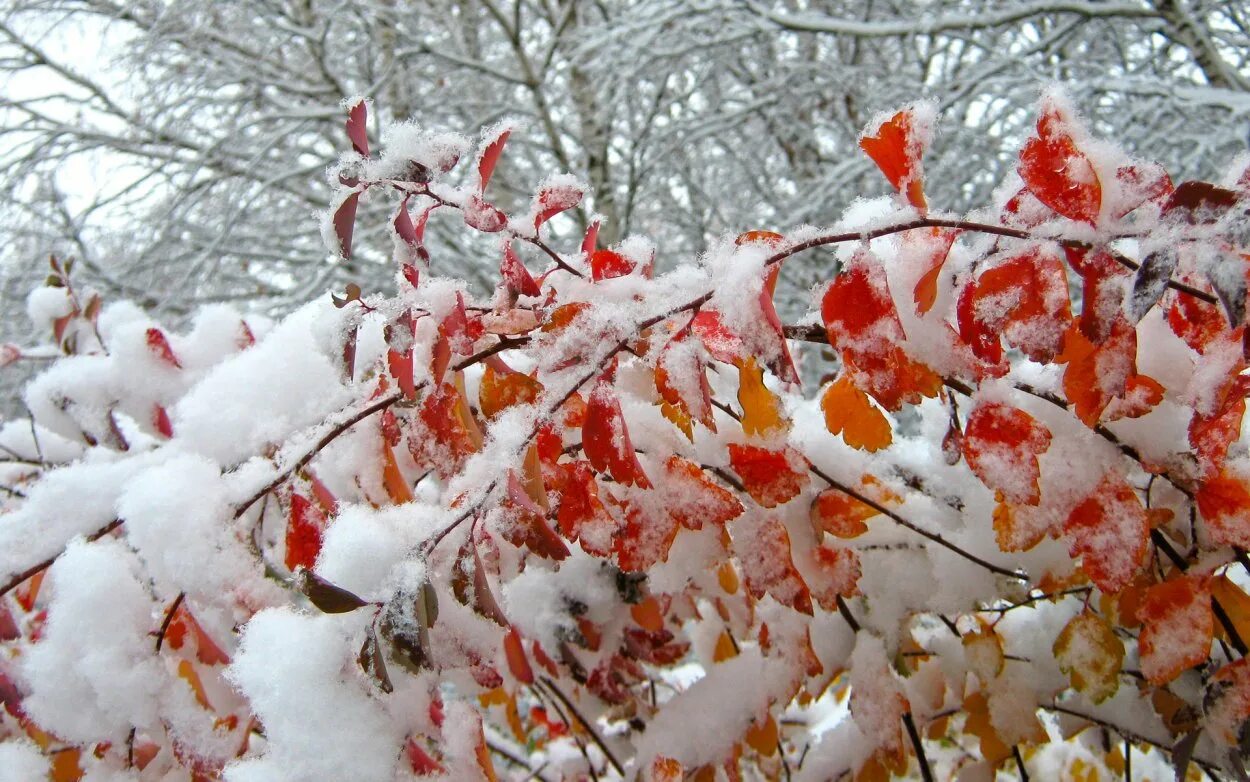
[234,390,406,519]
[809,461,1026,580]
[903,712,935,782]
[539,676,624,776]
[1043,703,1222,769]
[0,517,123,598]
[153,592,186,652]
[762,217,1216,305]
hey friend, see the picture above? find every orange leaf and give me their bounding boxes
[1018,97,1101,225]
[285,493,326,572]
[662,455,743,530]
[738,358,788,437]
[415,380,483,479]
[1138,575,1213,684]
[656,331,715,434]
[733,514,813,614]
[1197,469,1250,548]
[810,487,877,539]
[1063,476,1148,593]
[630,596,665,633]
[728,444,809,508]
[1205,659,1250,745]
[963,402,1051,506]
[500,471,569,560]
[612,497,679,573]
[991,498,1049,553]
[1190,395,1246,478]
[478,364,542,419]
[820,374,892,452]
[381,440,414,505]
[503,626,534,685]
[860,108,928,210]
[1057,319,1140,427]
[583,376,650,488]
[911,228,957,314]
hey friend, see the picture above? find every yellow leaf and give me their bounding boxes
[1211,575,1250,646]
[963,629,1005,683]
[744,713,778,756]
[1053,611,1123,704]
[178,659,212,710]
[713,630,739,662]
[821,374,892,451]
[737,358,788,437]
[964,690,1012,766]
[717,561,740,594]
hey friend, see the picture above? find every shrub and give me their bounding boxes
[2,92,1250,780]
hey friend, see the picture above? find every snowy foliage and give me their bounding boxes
[3,93,1250,781]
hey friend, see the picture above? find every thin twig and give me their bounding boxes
[153,592,186,652]
[0,517,123,598]
[539,676,625,776]
[903,713,934,782]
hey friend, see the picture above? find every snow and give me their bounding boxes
[19,538,164,744]
[0,740,48,781]
[225,608,402,782]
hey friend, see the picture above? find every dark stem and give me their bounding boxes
[153,592,186,652]
[902,712,934,782]
[1013,745,1030,782]
[539,676,625,776]
[0,517,123,598]
[835,594,861,633]
[1152,529,1248,656]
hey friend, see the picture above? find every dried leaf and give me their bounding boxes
[1128,248,1180,323]
[345,100,369,156]
[298,569,369,613]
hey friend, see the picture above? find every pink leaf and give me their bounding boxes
[146,328,182,369]
[345,100,369,157]
[533,181,583,232]
[463,194,507,233]
[333,190,362,259]
[394,197,418,246]
[501,240,540,297]
[477,126,511,191]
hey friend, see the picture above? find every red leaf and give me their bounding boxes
[1197,469,1250,548]
[152,404,173,438]
[500,471,569,560]
[387,348,416,400]
[1063,476,1149,593]
[394,197,419,247]
[1064,247,1128,344]
[477,125,511,191]
[859,108,928,210]
[345,100,369,156]
[583,375,650,488]
[1113,162,1172,218]
[555,461,616,556]
[662,455,743,529]
[590,249,634,281]
[500,241,540,297]
[332,190,362,258]
[733,514,813,614]
[1138,575,1213,684]
[959,248,1072,363]
[728,444,809,508]
[756,264,800,386]
[963,402,1052,506]
[146,328,182,369]
[691,310,746,364]
[582,218,600,257]
[655,332,715,432]
[1018,97,1101,225]
[462,193,507,233]
[285,493,326,572]
[532,179,583,232]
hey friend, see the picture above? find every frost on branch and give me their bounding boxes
[4,91,1250,781]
